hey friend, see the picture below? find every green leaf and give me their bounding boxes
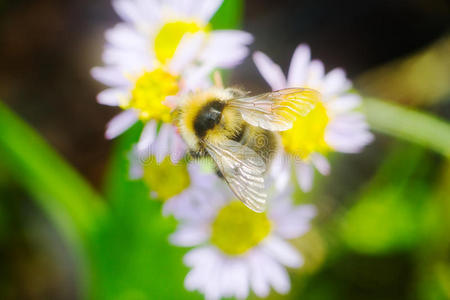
[340,144,442,254]
[0,101,104,235]
[364,98,450,158]
[0,101,105,296]
[210,0,244,29]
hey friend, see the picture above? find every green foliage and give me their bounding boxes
[365,98,450,158]
[340,145,442,254]
[210,0,243,30]
[0,101,105,296]
[0,102,104,235]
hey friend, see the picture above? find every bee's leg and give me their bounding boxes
[213,71,223,88]
[189,149,207,159]
[215,168,224,179]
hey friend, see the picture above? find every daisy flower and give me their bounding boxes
[253,44,373,191]
[92,0,253,162]
[170,181,316,300]
[129,147,221,218]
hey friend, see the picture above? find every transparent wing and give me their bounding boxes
[229,88,320,131]
[205,139,267,212]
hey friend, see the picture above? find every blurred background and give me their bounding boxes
[0,0,449,299]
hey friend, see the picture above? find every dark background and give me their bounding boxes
[0,0,448,298]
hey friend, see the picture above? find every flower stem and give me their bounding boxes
[364,98,450,157]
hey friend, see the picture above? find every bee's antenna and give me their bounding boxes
[213,71,224,89]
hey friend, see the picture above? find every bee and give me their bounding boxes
[177,86,320,212]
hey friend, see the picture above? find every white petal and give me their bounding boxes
[195,0,223,22]
[208,30,253,46]
[185,267,208,291]
[258,250,291,294]
[169,33,205,74]
[170,130,187,163]
[102,47,152,72]
[170,0,193,15]
[91,67,129,87]
[327,116,369,133]
[268,153,291,191]
[135,0,161,25]
[248,252,270,297]
[169,225,209,246]
[253,51,287,90]
[204,257,225,300]
[184,248,219,291]
[327,94,361,113]
[153,124,171,163]
[201,46,249,69]
[262,236,303,268]
[128,146,144,179]
[287,44,311,87]
[310,153,330,175]
[332,112,367,124]
[105,110,138,139]
[184,246,216,268]
[199,31,252,68]
[323,68,352,96]
[198,31,252,69]
[219,258,236,298]
[325,114,373,152]
[137,120,157,151]
[182,63,215,91]
[129,163,143,179]
[325,129,374,153]
[306,59,325,89]
[295,162,314,192]
[165,189,213,221]
[228,259,249,300]
[112,0,145,25]
[97,88,127,106]
[275,205,317,239]
[105,23,147,49]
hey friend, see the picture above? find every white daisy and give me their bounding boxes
[253,44,373,191]
[129,146,221,215]
[92,0,253,162]
[163,162,224,220]
[170,181,316,300]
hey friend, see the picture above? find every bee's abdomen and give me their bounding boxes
[193,100,225,138]
[241,126,278,167]
[230,123,246,143]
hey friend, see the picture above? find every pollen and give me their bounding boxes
[154,20,206,64]
[281,101,330,159]
[211,201,271,256]
[125,68,179,122]
[142,156,190,200]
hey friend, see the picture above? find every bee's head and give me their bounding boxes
[178,87,244,151]
[193,100,226,138]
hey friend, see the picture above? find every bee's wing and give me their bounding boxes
[229,88,320,131]
[205,139,267,212]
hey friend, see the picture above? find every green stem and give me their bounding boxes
[0,101,105,298]
[364,98,450,157]
[0,102,104,232]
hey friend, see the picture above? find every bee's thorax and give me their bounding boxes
[193,100,226,138]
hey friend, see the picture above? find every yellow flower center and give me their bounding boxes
[211,201,271,255]
[142,156,190,200]
[281,101,330,159]
[126,68,179,122]
[154,20,205,64]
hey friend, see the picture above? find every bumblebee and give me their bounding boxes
[177,86,320,212]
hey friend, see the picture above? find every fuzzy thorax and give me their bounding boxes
[178,88,244,153]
